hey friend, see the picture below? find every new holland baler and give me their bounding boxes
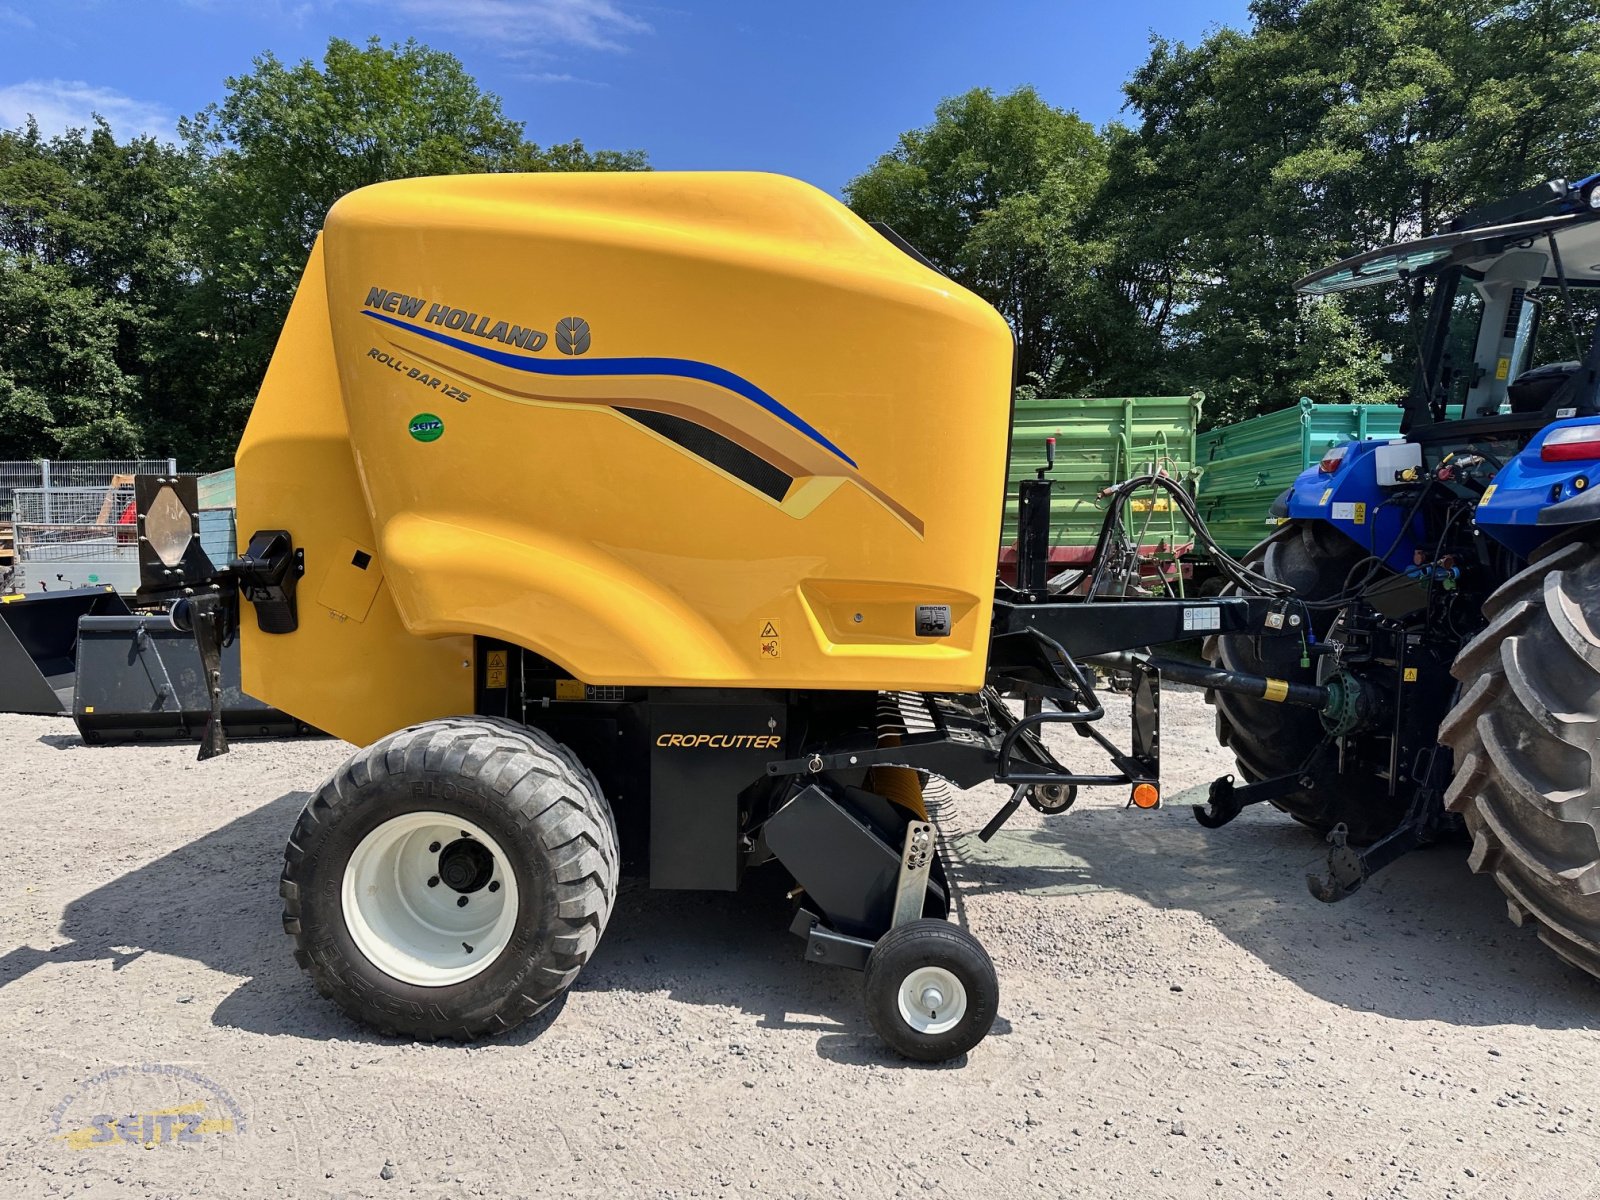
[141,172,1347,1060]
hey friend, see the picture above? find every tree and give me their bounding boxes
[173,36,649,466]
[0,119,199,458]
[1108,0,1600,422]
[845,87,1114,390]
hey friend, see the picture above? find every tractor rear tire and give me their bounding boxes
[1439,528,1600,979]
[281,716,619,1039]
[1205,520,1412,843]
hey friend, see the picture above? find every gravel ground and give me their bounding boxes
[3,685,1600,1199]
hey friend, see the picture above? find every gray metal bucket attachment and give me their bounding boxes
[73,615,316,744]
[0,587,131,714]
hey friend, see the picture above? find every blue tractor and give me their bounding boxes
[1203,174,1600,975]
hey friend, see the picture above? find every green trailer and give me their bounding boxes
[1194,397,1405,558]
[1000,394,1202,582]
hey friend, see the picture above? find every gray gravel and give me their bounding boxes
[3,685,1600,1198]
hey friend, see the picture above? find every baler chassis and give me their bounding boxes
[137,466,1366,1062]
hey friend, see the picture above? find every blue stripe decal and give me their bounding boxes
[361,309,856,467]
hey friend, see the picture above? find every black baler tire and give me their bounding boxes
[1438,527,1600,979]
[1203,519,1412,844]
[864,919,999,1062]
[280,716,619,1040]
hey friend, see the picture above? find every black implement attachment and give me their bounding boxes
[1306,746,1454,902]
[1193,743,1335,829]
[0,587,131,714]
[74,611,313,749]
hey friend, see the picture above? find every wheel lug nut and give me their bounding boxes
[457,896,469,907]
[427,875,440,888]
[429,841,441,853]
[488,881,500,893]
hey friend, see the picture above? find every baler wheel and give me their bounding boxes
[1439,528,1600,980]
[281,716,619,1039]
[863,919,998,1062]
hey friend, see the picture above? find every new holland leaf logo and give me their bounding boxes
[555,317,591,356]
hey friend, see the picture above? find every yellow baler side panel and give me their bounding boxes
[236,239,473,746]
[311,172,1014,695]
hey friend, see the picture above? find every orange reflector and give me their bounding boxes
[1132,782,1161,809]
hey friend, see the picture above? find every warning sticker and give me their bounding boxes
[555,679,585,701]
[1182,606,1222,632]
[1320,487,1333,506]
[1403,667,1419,682]
[1496,356,1511,381]
[485,649,508,689]
[759,618,780,658]
[1481,484,1497,504]
[1331,502,1367,525]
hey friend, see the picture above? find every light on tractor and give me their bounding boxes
[1131,782,1160,809]
[1541,426,1600,462]
[1319,444,1350,474]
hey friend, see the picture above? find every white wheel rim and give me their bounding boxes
[341,811,519,987]
[897,965,968,1035]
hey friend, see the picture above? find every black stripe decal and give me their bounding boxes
[616,407,793,502]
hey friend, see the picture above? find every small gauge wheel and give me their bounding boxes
[1027,783,1077,814]
[863,920,999,1062]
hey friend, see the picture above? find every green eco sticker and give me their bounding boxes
[409,413,444,442]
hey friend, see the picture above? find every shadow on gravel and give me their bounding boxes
[1,791,969,1060]
[34,732,84,751]
[947,800,1600,1030]
[567,868,1016,1059]
[0,789,334,1024]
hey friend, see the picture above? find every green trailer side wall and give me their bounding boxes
[1194,398,1405,557]
[1002,394,1203,557]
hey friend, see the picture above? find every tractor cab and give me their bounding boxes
[1297,174,1600,433]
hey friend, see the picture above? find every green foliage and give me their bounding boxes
[852,4,1600,423]
[1108,0,1600,422]
[0,119,198,458]
[0,36,647,468]
[845,87,1115,389]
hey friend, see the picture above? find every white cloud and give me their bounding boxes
[0,80,177,142]
[518,71,607,86]
[0,5,36,29]
[375,0,650,54]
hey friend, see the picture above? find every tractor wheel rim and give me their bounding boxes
[896,965,967,1035]
[341,811,519,987]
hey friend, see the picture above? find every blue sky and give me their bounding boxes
[0,1,1251,194]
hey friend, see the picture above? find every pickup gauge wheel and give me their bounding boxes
[863,920,998,1062]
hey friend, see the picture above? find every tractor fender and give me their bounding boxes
[1284,439,1420,570]
[1477,416,1600,556]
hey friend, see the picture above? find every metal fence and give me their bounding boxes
[0,459,174,522]
[12,485,140,564]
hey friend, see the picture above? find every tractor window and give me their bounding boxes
[1510,295,1541,380]
[1528,288,1600,369]
[1442,290,1484,410]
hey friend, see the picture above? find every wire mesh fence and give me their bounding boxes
[12,485,140,563]
[0,459,174,521]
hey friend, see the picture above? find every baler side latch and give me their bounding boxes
[233,530,303,634]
